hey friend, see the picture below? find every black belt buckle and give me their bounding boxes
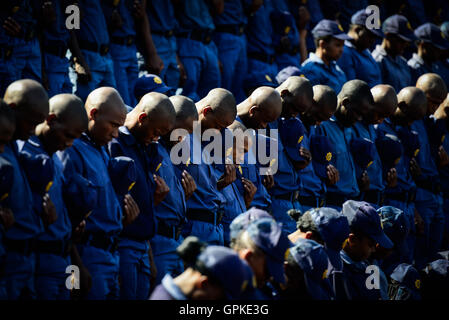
[126,36,134,46]
[292,191,300,202]
[100,44,109,55]
[238,25,245,35]
[166,30,174,37]
[174,227,182,241]
[216,210,224,225]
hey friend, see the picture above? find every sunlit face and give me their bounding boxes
[323,38,345,60]
[47,116,85,153]
[90,106,126,146]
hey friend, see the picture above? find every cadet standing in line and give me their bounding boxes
[59,87,140,299]
[21,94,88,300]
[1,80,49,299]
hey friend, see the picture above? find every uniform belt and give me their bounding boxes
[36,239,72,257]
[248,51,275,64]
[156,220,182,240]
[177,29,213,44]
[385,190,416,204]
[215,24,245,35]
[361,190,385,206]
[44,41,68,58]
[80,232,118,253]
[151,29,174,38]
[0,46,13,60]
[275,45,300,55]
[78,40,110,55]
[416,178,441,195]
[325,192,349,207]
[4,238,37,255]
[15,26,36,41]
[298,195,325,208]
[186,209,223,226]
[110,35,135,46]
[274,191,299,202]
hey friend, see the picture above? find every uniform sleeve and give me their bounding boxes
[337,49,356,81]
[300,62,322,86]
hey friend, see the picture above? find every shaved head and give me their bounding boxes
[84,87,127,146]
[396,87,427,123]
[276,76,313,117]
[337,80,374,127]
[238,86,282,129]
[49,94,88,131]
[370,85,397,124]
[416,73,448,115]
[134,92,176,120]
[170,95,199,122]
[303,85,337,126]
[197,88,237,132]
[4,79,49,140]
[434,93,449,120]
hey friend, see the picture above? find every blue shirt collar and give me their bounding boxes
[308,52,338,69]
[118,126,138,147]
[340,250,368,271]
[161,274,187,300]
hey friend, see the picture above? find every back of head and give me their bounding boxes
[170,95,199,122]
[313,85,337,111]
[397,86,427,120]
[277,76,313,101]
[416,73,448,114]
[85,87,126,115]
[371,84,398,114]
[49,94,88,131]
[338,79,373,106]
[136,91,176,120]
[197,88,237,119]
[4,79,49,114]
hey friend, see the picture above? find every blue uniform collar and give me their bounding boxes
[308,52,338,69]
[340,250,368,272]
[27,135,42,149]
[374,45,404,64]
[118,126,139,147]
[161,274,187,300]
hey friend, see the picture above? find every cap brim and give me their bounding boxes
[153,85,173,95]
[334,34,353,41]
[432,41,449,50]
[371,232,394,249]
[396,33,417,42]
[368,28,384,38]
[325,247,343,271]
[266,257,286,284]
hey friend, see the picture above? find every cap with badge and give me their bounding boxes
[276,66,302,85]
[0,157,14,207]
[246,218,293,284]
[279,117,307,163]
[376,134,404,171]
[310,135,334,179]
[312,19,352,40]
[229,207,272,243]
[389,263,421,300]
[108,156,137,197]
[397,127,420,158]
[414,23,449,50]
[349,137,376,178]
[351,9,383,38]
[382,14,417,42]
[196,245,256,300]
[134,74,173,99]
[342,200,394,249]
[310,207,350,270]
[377,206,410,257]
[288,238,333,300]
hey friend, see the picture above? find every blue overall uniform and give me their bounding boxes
[174,0,221,102]
[39,0,73,97]
[176,133,224,245]
[146,0,179,89]
[372,45,412,93]
[59,134,122,300]
[245,0,278,85]
[1,142,44,300]
[375,119,417,264]
[301,53,347,94]
[102,0,139,107]
[213,0,249,103]
[337,40,382,88]
[75,0,116,102]
[314,117,359,210]
[410,119,444,268]
[148,140,187,285]
[108,127,157,300]
[348,122,385,208]
[21,136,72,300]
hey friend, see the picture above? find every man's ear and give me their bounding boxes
[138,112,147,123]
[195,275,209,290]
[239,248,253,261]
[89,108,98,120]
[304,231,314,240]
[203,106,212,117]
[397,101,407,112]
[46,113,57,125]
[8,102,17,109]
[280,89,291,99]
[347,233,357,245]
[249,105,258,116]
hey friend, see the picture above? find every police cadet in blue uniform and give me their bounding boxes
[348,84,398,209]
[372,15,416,92]
[21,94,88,300]
[235,87,283,212]
[150,237,255,300]
[339,200,393,300]
[101,0,145,107]
[245,0,278,87]
[37,0,74,97]
[59,87,140,300]
[151,95,198,285]
[408,23,449,84]
[1,80,49,300]
[301,19,351,94]
[72,0,116,102]
[173,0,222,102]
[412,74,447,268]
[2,1,42,85]
[213,0,260,103]
[179,89,236,245]
[337,9,383,88]
[145,0,180,89]
[108,92,176,299]
[299,85,338,212]
[314,80,375,210]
